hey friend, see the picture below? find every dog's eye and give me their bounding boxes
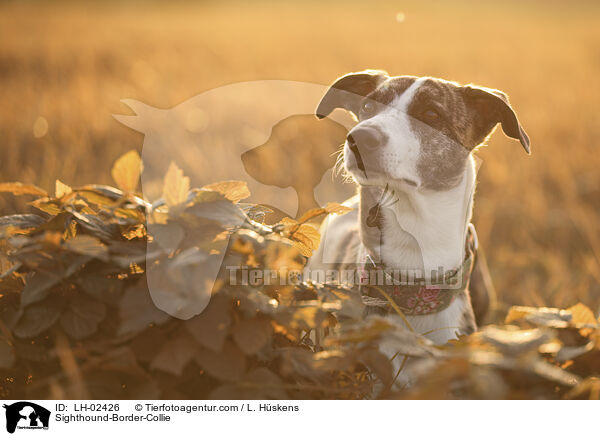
[422,108,440,122]
[361,101,375,114]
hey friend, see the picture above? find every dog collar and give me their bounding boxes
[357,223,478,316]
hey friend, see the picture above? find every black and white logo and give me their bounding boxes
[3,402,50,434]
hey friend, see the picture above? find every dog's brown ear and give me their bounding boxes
[316,70,388,119]
[462,85,531,154]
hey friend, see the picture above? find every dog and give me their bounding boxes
[307,70,530,347]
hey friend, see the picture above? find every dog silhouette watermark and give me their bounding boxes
[3,402,50,434]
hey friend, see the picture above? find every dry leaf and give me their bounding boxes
[504,305,571,327]
[195,341,246,381]
[231,317,272,355]
[203,181,250,203]
[111,150,142,192]
[55,179,73,198]
[324,202,353,215]
[567,303,598,337]
[163,162,190,210]
[0,182,47,197]
[290,223,321,256]
[150,336,197,376]
[295,202,353,225]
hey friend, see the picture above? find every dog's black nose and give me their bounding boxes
[347,128,383,149]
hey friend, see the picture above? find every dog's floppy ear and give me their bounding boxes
[462,85,530,154]
[316,70,389,119]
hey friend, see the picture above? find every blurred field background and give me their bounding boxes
[0,0,599,313]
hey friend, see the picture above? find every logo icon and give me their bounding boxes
[3,402,50,434]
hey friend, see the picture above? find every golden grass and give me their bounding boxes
[0,0,599,311]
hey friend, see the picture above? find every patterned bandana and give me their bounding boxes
[357,223,478,316]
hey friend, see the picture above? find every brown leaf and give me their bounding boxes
[14,300,63,338]
[21,271,62,307]
[231,317,272,355]
[60,295,107,340]
[0,182,47,197]
[204,181,250,203]
[360,348,394,386]
[195,340,246,381]
[118,283,171,336]
[79,273,123,303]
[150,335,197,376]
[130,327,167,363]
[111,150,142,192]
[185,295,231,352]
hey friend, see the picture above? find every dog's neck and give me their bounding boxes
[358,156,476,278]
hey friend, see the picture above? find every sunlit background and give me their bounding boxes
[1,0,599,313]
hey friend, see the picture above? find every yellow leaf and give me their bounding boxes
[274,216,299,237]
[296,202,353,225]
[567,303,597,325]
[77,189,118,207]
[204,181,250,203]
[0,182,47,197]
[290,223,321,256]
[290,306,323,329]
[163,162,190,210]
[291,240,312,257]
[504,306,531,324]
[295,224,320,250]
[55,179,72,198]
[111,150,142,192]
[567,302,598,337]
[296,207,327,225]
[122,224,146,240]
[324,202,353,215]
[279,217,298,227]
[28,198,61,215]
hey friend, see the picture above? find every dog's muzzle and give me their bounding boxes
[346,127,386,178]
[347,127,383,150]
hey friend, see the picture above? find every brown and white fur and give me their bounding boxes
[307,70,530,346]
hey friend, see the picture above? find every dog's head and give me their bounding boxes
[316,70,530,191]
